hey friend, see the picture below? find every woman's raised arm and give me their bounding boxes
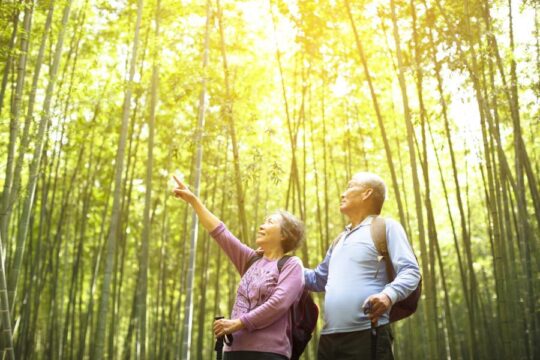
[172,175,220,232]
[172,175,256,273]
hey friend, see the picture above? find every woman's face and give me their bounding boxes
[255,214,284,249]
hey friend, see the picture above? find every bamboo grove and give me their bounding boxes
[0,0,538,358]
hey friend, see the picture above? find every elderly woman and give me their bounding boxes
[172,176,305,360]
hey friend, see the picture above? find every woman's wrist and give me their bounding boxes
[190,197,205,211]
[233,318,245,332]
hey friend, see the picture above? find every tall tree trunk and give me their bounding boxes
[387,0,437,357]
[269,0,306,229]
[480,0,540,229]
[321,79,330,250]
[344,0,407,229]
[215,0,248,242]
[2,0,55,248]
[7,0,72,315]
[93,0,143,357]
[422,8,476,355]
[62,123,98,359]
[308,94,326,259]
[434,2,498,356]
[135,0,160,358]
[0,2,20,116]
[0,233,14,360]
[410,1,456,356]
[505,3,539,353]
[0,0,33,246]
[111,30,149,355]
[76,154,113,358]
[181,1,210,358]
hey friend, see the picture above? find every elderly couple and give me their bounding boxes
[173,172,421,360]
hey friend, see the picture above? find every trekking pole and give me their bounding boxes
[370,319,378,360]
[214,316,225,360]
[363,301,378,360]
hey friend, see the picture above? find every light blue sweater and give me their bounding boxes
[304,216,421,334]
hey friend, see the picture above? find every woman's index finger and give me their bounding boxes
[172,175,184,188]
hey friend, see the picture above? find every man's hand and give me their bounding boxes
[213,318,244,337]
[172,175,197,205]
[363,293,392,324]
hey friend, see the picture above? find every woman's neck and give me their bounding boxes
[262,246,284,260]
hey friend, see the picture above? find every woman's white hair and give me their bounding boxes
[352,172,387,213]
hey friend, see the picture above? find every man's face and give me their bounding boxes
[340,179,370,214]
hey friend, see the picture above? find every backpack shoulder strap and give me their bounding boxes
[277,255,292,273]
[244,254,263,274]
[370,216,395,281]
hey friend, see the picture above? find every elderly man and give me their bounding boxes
[305,172,421,360]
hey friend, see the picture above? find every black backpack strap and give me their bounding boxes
[277,255,292,273]
[243,254,262,275]
[247,255,292,274]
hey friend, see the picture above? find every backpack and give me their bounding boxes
[370,216,422,322]
[244,255,319,360]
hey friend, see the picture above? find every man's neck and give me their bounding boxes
[348,211,376,228]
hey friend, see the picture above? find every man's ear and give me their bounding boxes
[363,188,374,200]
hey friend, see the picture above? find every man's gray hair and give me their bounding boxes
[352,172,387,213]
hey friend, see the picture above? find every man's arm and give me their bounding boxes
[304,247,333,292]
[381,219,421,304]
[365,218,421,323]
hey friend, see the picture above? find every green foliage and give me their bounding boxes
[0,0,538,358]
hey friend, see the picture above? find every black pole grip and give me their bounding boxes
[214,316,225,360]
